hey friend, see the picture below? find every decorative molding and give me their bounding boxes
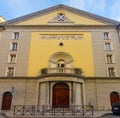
[40,34,83,40]
[48,10,74,25]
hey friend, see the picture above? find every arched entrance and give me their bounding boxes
[110,91,120,106]
[2,91,12,110]
[53,83,69,107]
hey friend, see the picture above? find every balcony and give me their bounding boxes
[40,67,83,78]
[48,67,75,73]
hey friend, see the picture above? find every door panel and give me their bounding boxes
[2,92,12,110]
[53,83,69,107]
[110,92,120,106]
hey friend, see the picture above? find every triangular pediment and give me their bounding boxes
[2,4,119,26]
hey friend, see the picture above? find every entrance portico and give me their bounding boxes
[37,76,85,107]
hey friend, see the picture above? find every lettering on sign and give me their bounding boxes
[40,34,84,40]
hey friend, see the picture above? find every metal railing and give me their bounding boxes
[13,105,94,116]
[48,67,75,74]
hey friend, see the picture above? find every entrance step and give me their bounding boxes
[8,116,96,118]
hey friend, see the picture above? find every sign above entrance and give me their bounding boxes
[40,34,84,40]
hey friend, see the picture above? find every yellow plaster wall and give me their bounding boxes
[28,32,94,76]
[17,10,106,25]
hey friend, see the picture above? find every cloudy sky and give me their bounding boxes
[0,0,120,21]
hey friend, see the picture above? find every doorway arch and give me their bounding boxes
[110,91,120,106]
[53,82,69,107]
[2,91,12,110]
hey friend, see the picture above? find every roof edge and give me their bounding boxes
[1,4,120,26]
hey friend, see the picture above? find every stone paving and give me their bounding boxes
[94,110,112,117]
[1,110,120,118]
[100,113,120,118]
[0,112,7,118]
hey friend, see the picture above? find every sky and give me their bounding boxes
[0,0,120,22]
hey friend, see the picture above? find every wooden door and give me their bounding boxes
[53,83,69,107]
[2,92,12,110]
[110,92,120,106]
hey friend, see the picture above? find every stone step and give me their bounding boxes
[6,116,97,118]
[7,115,96,118]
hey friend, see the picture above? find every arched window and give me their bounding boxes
[49,52,73,68]
[57,59,65,68]
[110,91,120,106]
[2,92,12,110]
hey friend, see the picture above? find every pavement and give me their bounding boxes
[0,110,118,118]
[94,110,112,117]
[0,112,7,118]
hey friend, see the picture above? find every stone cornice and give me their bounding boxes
[2,24,117,30]
[0,76,120,80]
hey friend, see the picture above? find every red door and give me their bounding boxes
[110,92,120,106]
[2,92,12,110]
[53,83,69,107]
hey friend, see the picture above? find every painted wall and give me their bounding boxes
[28,32,94,76]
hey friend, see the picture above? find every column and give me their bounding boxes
[72,82,76,105]
[39,82,46,105]
[75,83,82,105]
[46,82,50,105]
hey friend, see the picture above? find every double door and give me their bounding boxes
[53,83,69,107]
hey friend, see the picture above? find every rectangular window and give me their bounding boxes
[7,67,14,77]
[108,67,116,77]
[13,32,19,39]
[8,54,16,63]
[106,54,113,64]
[104,42,113,50]
[10,42,18,51]
[104,32,110,40]
[104,32,109,40]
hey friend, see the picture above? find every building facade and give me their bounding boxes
[0,4,120,115]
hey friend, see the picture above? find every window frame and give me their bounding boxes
[12,32,19,40]
[8,54,17,64]
[105,54,115,64]
[107,67,116,77]
[6,67,15,77]
[9,42,19,51]
[103,32,111,40]
[104,42,113,51]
